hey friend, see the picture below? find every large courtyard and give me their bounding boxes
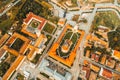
[56,28,81,58]
[48,24,84,67]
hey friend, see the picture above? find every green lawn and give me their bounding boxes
[31,21,40,28]
[57,31,73,57]
[64,32,73,39]
[0,18,13,34]
[0,0,26,34]
[60,32,72,46]
[43,23,55,34]
[57,29,79,58]
[0,52,12,77]
[45,34,52,46]
[31,54,41,64]
[0,0,12,9]
[0,52,16,77]
[35,0,53,9]
[48,16,59,24]
[31,22,38,28]
[71,0,78,7]
[0,62,10,77]
[108,31,120,51]
[16,73,24,80]
[92,11,120,30]
[16,0,54,24]
[5,52,17,64]
[11,38,24,51]
[71,33,78,44]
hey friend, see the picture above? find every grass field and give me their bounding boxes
[0,0,12,9]
[45,34,52,46]
[0,0,26,34]
[92,11,120,30]
[31,54,41,64]
[57,29,79,58]
[16,73,24,80]
[43,23,55,34]
[11,38,24,51]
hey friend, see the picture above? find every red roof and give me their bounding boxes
[102,69,112,79]
[82,66,90,79]
[24,12,47,30]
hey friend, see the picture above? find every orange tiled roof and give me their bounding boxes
[86,50,90,57]
[2,55,25,80]
[24,12,46,30]
[4,33,31,56]
[86,34,108,48]
[100,55,106,64]
[58,21,64,25]
[83,60,89,65]
[34,34,45,47]
[96,51,102,55]
[21,27,37,39]
[113,50,120,59]
[22,12,47,39]
[48,24,85,67]
[102,69,112,79]
[113,73,120,80]
[91,64,100,72]
[62,45,69,50]
[27,45,38,60]
[89,71,97,80]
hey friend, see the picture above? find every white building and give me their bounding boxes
[39,59,72,80]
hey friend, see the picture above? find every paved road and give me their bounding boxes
[71,5,98,80]
[83,57,120,75]
[36,36,55,68]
